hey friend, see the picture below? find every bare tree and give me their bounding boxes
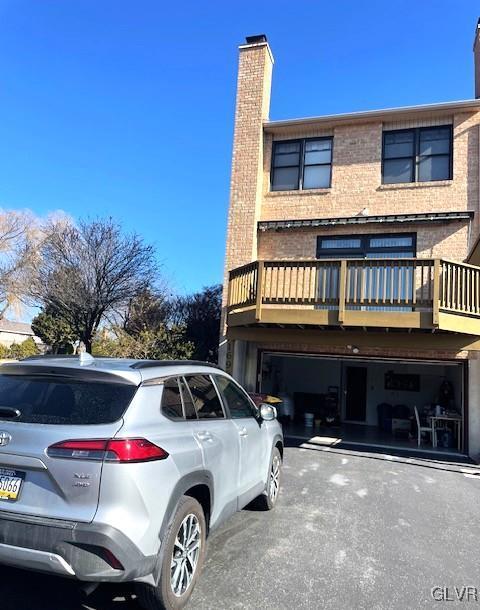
[31,218,158,352]
[0,210,40,320]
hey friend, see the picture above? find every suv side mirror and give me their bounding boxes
[260,404,277,421]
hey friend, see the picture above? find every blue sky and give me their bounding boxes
[0,1,478,295]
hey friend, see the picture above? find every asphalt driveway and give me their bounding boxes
[1,442,480,609]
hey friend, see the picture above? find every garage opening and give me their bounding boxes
[259,352,465,455]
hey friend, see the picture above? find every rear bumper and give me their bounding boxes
[0,511,156,582]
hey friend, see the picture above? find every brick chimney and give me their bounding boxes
[219,35,274,371]
[475,19,480,98]
[225,35,274,267]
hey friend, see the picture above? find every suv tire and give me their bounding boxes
[253,446,282,511]
[137,495,206,610]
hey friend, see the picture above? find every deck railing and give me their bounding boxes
[439,259,480,316]
[227,258,480,325]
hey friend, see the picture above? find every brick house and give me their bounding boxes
[220,23,480,458]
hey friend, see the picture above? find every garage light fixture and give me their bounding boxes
[347,345,360,354]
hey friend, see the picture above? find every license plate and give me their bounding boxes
[0,468,25,502]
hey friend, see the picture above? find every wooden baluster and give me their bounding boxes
[307,265,313,302]
[452,265,455,310]
[457,266,461,312]
[473,269,476,314]
[475,269,480,314]
[314,263,319,304]
[338,260,347,323]
[382,261,387,305]
[412,261,417,306]
[452,264,456,310]
[284,265,290,303]
[433,259,440,325]
[274,266,279,303]
[471,268,474,314]
[360,262,365,305]
[431,261,435,307]
[419,263,424,305]
[286,265,290,302]
[352,263,358,305]
[397,261,402,305]
[446,263,451,310]
[441,262,446,309]
[466,268,470,313]
[289,264,293,302]
[459,266,462,311]
[255,262,264,321]
[264,265,269,302]
[321,263,327,303]
[345,263,349,305]
[293,264,297,303]
[470,268,474,313]
[390,262,395,305]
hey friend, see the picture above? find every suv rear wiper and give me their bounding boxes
[0,407,21,419]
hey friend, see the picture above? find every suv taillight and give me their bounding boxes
[47,438,169,463]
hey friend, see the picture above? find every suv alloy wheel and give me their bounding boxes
[137,496,206,610]
[252,446,282,511]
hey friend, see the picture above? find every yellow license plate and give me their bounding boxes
[0,468,25,501]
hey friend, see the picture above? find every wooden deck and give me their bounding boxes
[227,258,480,336]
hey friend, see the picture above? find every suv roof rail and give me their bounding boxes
[21,354,80,361]
[21,353,96,366]
[130,360,221,370]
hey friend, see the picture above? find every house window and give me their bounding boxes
[271,137,333,191]
[382,126,452,184]
[316,233,416,259]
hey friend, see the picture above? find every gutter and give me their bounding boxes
[264,99,480,131]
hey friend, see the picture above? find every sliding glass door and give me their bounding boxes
[315,233,416,310]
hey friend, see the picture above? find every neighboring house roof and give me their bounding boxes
[263,99,480,133]
[0,320,35,336]
[258,211,474,233]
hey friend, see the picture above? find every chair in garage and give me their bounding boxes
[414,406,433,447]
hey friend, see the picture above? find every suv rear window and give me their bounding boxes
[0,375,136,425]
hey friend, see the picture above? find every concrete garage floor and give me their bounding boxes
[1,442,480,610]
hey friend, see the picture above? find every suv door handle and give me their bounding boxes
[239,427,248,438]
[196,431,213,442]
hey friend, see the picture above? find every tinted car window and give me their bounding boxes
[161,378,184,420]
[179,377,197,420]
[186,375,224,419]
[215,376,256,419]
[0,375,136,425]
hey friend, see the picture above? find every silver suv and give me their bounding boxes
[0,356,283,609]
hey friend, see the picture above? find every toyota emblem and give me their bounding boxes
[0,432,12,447]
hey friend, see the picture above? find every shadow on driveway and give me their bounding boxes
[0,566,140,610]
[284,435,480,476]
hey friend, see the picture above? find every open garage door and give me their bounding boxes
[259,352,466,455]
